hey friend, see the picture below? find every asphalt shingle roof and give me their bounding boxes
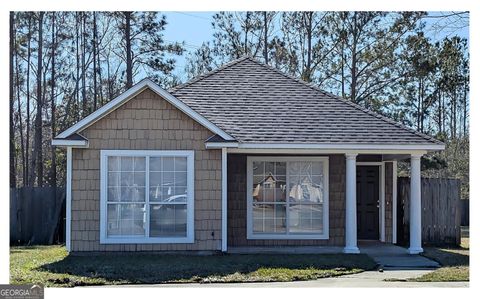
[170,57,442,145]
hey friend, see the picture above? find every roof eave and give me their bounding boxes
[205,142,445,152]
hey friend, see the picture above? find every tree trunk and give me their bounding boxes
[25,15,32,187]
[463,78,467,136]
[438,91,442,135]
[125,12,133,88]
[243,12,250,56]
[263,11,268,65]
[50,12,57,187]
[33,11,44,187]
[350,13,358,102]
[304,12,313,82]
[10,12,16,188]
[93,12,98,111]
[97,21,104,106]
[75,12,80,121]
[81,12,87,116]
[341,37,345,98]
[15,32,26,186]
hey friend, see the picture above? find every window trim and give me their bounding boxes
[100,150,195,244]
[246,156,329,240]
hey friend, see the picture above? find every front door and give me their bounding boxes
[356,166,380,240]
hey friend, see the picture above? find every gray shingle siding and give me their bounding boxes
[170,57,442,146]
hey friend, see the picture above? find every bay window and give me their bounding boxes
[100,150,194,244]
[247,156,329,239]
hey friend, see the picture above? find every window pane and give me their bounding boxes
[163,157,175,171]
[150,185,187,203]
[252,184,263,202]
[134,172,145,187]
[120,172,133,186]
[289,204,323,233]
[120,186,146,202]
[289,181,323,203]
[163,171,174,186]
[174,171,187,186]
[121,157,133,171]
[134,157,146,171]
[264,185,274,202]
[173,187,188,202]
[107,204,145,236]
[150,186,163,201]
[289,161,311,176]
[150,204,187,237]
[108,172,120,187]
[150,157,161,171]
[275,162,286,176]
[288,161,324,203]
[275,176,286,202]
[253,161,264,176]
[149,172,162,187]
[252,204,286,233]
[312,162,324,175]
[265,162,275,176]
[108,156,120,171]
[175,157,187,172]
[108,187,121,202]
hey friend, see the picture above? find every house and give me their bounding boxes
[52,56,444,254]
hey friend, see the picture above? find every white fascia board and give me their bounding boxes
[56,79,234,141]
[228,148,429,155]
[205,142,239,149]
[208,141,443,152]
[236,143,445,151]
[51,139,89,148]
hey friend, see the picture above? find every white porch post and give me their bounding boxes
[66,147,72,252]
[344,153,360,254]
[408,154,423,254]
[221,148,228,252]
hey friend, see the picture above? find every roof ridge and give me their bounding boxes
[169,55,251,93]
[246,57,443,146]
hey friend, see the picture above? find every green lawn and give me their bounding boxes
[10,246,376,287]
[410,237,469,282]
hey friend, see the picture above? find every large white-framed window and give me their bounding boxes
[246,156,329,240]
[100,150,194,244]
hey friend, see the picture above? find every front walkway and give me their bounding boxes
[359,241,439,269]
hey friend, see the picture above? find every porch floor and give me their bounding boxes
[358,240,440,269]
[228,242,440,270]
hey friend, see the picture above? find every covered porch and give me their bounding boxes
[219,147,428,255]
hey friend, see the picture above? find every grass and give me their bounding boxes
[10,245,376,287]
[409,236,469,282]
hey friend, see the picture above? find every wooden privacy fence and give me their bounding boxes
[397,177,461,246]
[460,199,469,226]
[10,187,66,245]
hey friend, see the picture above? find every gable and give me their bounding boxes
[80,88,219,148]
[54,79,234,144]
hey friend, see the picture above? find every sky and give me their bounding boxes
[163,12,216,78]
[162,11,470,80]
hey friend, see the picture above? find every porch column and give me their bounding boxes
[344,153,360,254]
[221,148,228,252]
[408,154,423,254]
